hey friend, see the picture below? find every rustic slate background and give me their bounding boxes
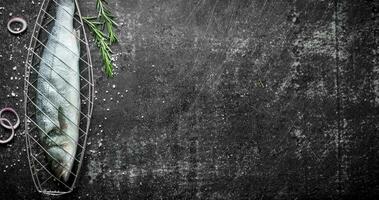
[1,0,379,199]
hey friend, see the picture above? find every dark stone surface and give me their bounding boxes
[1,0,379,199]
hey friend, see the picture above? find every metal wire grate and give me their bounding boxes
[24,0,94,195]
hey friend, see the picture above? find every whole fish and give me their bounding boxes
[36,0,80,182]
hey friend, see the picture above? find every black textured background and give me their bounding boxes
[1,0,379,199]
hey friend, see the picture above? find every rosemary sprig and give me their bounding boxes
[83,0,118,77]
[96,0,118,44]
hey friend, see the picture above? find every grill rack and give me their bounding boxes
[24,0,94,195]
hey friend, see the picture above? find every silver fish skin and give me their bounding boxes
[36,0,80,182]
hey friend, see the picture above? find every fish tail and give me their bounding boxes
[58,0,74,6]
[57,0,75,16]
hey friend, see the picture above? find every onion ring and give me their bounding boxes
[0,107,20,130]
[7,17,27,35]
[0,118,15,144]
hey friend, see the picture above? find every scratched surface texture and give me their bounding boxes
[0,0,379,199]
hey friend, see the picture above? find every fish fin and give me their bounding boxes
[74,29,80,50]
[57,106,68,133]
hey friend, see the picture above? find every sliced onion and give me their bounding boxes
[0,118,15,144]
[0,107,20,130]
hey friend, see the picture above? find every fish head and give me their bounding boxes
[47,144,75,182]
